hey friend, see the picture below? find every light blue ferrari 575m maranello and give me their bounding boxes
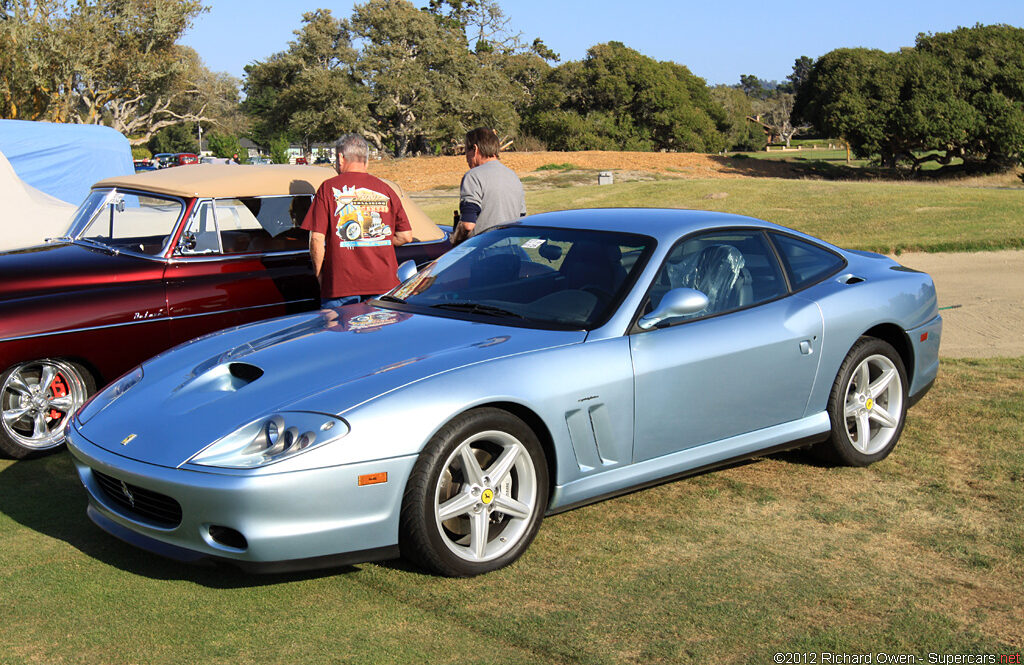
[66,208,942,577]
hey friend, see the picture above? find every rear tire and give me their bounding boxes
[818,337,907,467]
[399,408,548,577]
[0,359,95,459]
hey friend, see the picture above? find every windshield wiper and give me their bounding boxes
[73,238,119,255]
[376,294,407,304]
[430,302,526,319]
[45,235,73,243]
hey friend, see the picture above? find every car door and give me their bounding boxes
[629,229,823,463]
[165,196,320,348]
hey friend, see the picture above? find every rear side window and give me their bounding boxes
[770,233,845,290]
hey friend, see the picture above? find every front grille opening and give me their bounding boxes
[208,525,248,550]
[92,470,182,528]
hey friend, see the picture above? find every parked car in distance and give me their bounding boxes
[66,209,941,577]
[151,153,176,169]
[0,164,450,459]
[294,157,308,165]
[174,153,198,166]
[250,157,273,165]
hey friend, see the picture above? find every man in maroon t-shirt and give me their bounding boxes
[302,134,412,307]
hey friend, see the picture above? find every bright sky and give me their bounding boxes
[182,0,1024,86]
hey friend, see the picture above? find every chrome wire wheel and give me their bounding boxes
[1,359,90,454]
[841,353,904,455]
[434,429,539,564]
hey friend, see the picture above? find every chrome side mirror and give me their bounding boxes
[637,288,709,329]
[178,231,197,252]
[396,259,418,283]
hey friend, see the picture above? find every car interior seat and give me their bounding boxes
[671,244,751,315]
[470,251,521,285]
[559,241,626,295]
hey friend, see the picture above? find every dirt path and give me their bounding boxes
[891,250,1024,358]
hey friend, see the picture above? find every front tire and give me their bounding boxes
[820,337,908,466]
[400,408,549,577]
[0,359,95,459]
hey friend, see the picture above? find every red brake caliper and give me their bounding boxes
[49,374,69,423]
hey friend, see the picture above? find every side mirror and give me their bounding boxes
[637,288,709,329]
[396,259,418,283]
[178,231,197,252]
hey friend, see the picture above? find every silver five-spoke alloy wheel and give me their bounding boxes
[1,359,90,455]
[401,407,548,576]
[841,353,904,455]
[434,430,539,563]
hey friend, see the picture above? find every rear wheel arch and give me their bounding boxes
[862,323,913,382]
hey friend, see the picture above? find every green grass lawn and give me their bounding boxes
[1,359,1021,663]
[419,177,1024,253]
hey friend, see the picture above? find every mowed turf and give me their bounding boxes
[418,176,1024,253]
[1,358,1020,664]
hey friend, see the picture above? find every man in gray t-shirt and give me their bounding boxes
[451,128,526,244]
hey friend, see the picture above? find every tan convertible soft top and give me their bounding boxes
[94,164,444,241]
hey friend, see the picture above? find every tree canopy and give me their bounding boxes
[6,1,1021,171]
[1,0,240,145]
[524,42,727,153]
[796,24,1024,169]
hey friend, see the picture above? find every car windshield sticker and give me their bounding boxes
[521,238,545,249]
[332,186,393,248]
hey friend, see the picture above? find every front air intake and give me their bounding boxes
[92,470,182,528]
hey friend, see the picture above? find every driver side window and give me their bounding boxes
[648,230,787,323]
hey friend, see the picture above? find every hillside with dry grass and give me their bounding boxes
[369,150,799,192]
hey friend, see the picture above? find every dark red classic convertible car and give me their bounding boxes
[0,164,449,458]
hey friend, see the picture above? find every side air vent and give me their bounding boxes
[838,274,865,285]
[564,403,624,472]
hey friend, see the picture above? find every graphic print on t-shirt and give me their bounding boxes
[332,185,394,248]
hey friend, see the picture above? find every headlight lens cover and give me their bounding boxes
[187,412,349,469]
[76,366,144,424]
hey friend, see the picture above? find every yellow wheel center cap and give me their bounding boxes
[865,398,874,410]
[481,489,494,505]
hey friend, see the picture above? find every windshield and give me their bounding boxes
[388,226,653,329]
[64,189,185,256]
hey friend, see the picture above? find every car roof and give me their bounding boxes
[92,164,445,241]
[519,208,787,242]
[94,164,335,198]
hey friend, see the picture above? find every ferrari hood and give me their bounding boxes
[76,304,585,468]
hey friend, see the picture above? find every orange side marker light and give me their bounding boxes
[358,472,388,487]
[920,332,929,342]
